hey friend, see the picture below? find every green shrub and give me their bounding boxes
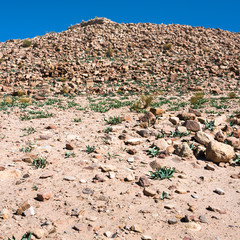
[22,39,32,48]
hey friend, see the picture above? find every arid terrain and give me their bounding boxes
[0,18,239,240]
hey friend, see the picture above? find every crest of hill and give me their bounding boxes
[0,17,239,95]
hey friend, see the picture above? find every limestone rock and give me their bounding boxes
[206,140,235,163]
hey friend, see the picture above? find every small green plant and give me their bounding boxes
[64,151,76,158]
[156,130,166,139]
[104,126,112,133]
[86,145,96,154]
[21,127,36,136]
[6,232,32,240]
[104,116,122,125]
[106,152,120,160]
[22,39,32,48]
[203,120,215,131]
[32,185,38,191]
[32,156,47,169]
[73,118,82,122]
[150,166,177,180]
[169,128,189,138]
[147,146,160,157]
[161,191,168,200]
[20,143,35,153]
[234,154,240,165]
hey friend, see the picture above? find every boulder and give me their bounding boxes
[206,140,235,163]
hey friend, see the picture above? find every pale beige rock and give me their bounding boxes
[194,131,214,146]
[206,140,235,163]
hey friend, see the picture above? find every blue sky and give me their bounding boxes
[0,0,239,42]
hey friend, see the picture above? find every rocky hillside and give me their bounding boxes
[0,17,239,95]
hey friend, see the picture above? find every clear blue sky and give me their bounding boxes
[1,0,239,42]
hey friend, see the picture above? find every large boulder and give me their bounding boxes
[206,140,235,163]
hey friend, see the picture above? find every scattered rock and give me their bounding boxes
[206,140,235,163]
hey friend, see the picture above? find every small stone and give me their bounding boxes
[125,138,143,145]
[185,120,201,132]
[138,176,150,187]
[175,189,187,194]
[108,172,116,179]
[174,143,193,157]
[40,171,54,179]
[191,194,198,199]
[0,208,9,219]
[214,188,225,195]
[46,125,57,130]
[104,231,112,237]
[82,188,94,195]
[93,174,105,182]
[142,235,152,240]
[86,216,97,222]
[73,223,83,231]
[215,131,225,142]
[205,164,215,171]
[100,164,116,172]
[64,176,76,181]
[31,228,45,239]
[66,143,74,150]
[16,200,31,215]
[143,187,156,197]
[125,173,134,182]
[184,222,201,231]
[149,159,162,170]
[168,218,177,224]
[199,215,207,223]
[23,206,35,217]
[230,174,240,179]
[169,117,179,125]
[164,204,174,209]
[37,191,52,201]
[150,108,165,116]
[130,224,143,233]
[39,135,51,140]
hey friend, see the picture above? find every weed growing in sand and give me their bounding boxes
[169,128,189,138]
[73,118,82,122]
[32,185,38,191]
[203,120,215,131]
[233,154,240,165]
[32,156,47,169]
[21,127,36,136]
[104,116,122,125]
[150,167,177,180]
[161,191,168,200]
[20,143,35,153]
[86,145,96,154]
[20,111,53,120]
[104,126,112,133]
[64,151,76,158]
[156,130,166,139]
[147,146,160,157]
[6,232,32,240]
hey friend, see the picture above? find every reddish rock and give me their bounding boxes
[66,143,74,150]
[185,120,201,132]
[37,191,52,201]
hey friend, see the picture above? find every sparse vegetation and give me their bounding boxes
[22,39,32,48]
[32,156,47,169]
[64,151,76,158]
[203,120,215,131]
[150,167,177,180]
[104,116,122,125]
[86,145,96,154]
[147,146,160,157]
